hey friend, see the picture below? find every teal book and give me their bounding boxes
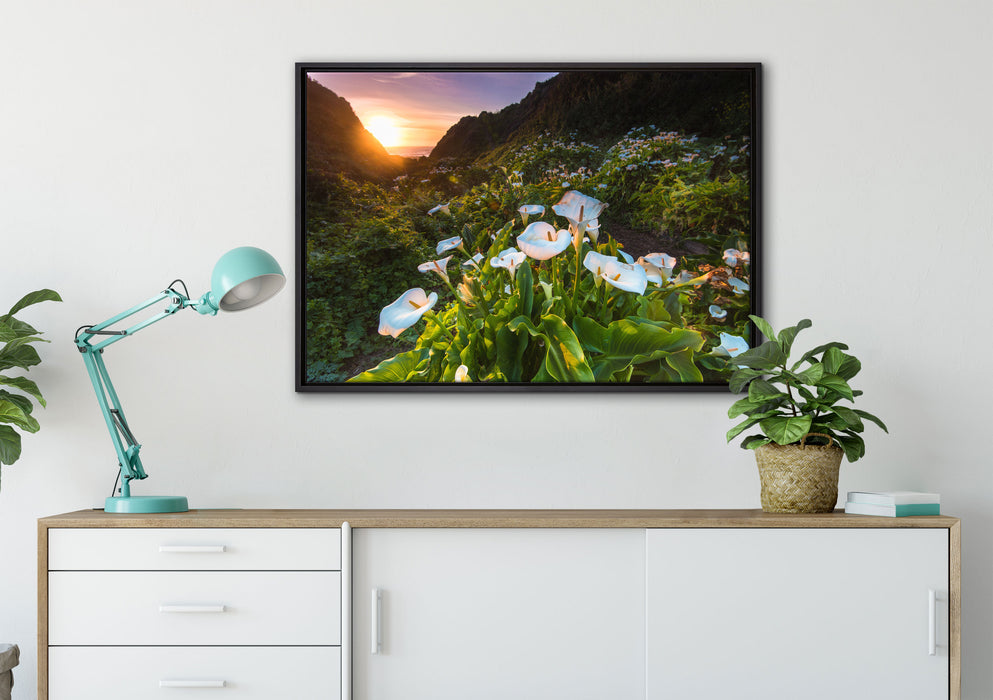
[845,502,940,517]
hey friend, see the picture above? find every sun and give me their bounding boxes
[366,115,401,148]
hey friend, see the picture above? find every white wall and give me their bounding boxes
[1,0,990,696]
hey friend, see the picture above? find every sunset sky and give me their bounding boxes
[309,71,558,152]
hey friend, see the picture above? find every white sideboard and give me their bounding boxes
[38,509,961,700]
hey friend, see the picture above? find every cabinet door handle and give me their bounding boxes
[928,588,937,656]
[159,545,227,553]
[159,680,226,688]
[371,587,382,655]
[159,604,227,613]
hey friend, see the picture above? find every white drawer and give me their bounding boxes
[48,527,340,570]
[48,646,340,699]
[49,571,341,645]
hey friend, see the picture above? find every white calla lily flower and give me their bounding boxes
[586,218,601,243]
[601,259,648,295]
[436,236,464,255]
[722,248,749,267]
[709,304,728,320]
[462,252,484,269]
[728,276,750,295]
[427,203,451,216]
[454,364,470,382]
[643,252,677,280]
[518,204,545,226]
[617,248,634,264]
[635,257,664,286]
[417,256,453,283]
[717,332,749,357]
[517,222,571,260]
[378,288,439,338]
[490,247,527,278]
[552,190,607,246]
[583,251,618,286]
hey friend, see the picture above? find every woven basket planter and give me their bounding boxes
[754,435,844,513]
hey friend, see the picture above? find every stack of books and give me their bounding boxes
[845,491,940,517]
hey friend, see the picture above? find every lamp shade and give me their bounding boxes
[210,246,285,311]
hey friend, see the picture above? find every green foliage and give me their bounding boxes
[304,124,754,384]
[0,289,61,486]
[726,315,887,462]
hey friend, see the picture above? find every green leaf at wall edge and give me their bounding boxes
[0,399,40,433]
[796,341,849,367]
[835,433,866,462]
[741,434,772,450]
[748,315,777,343]
[0,344,41,372]
[0,424,21,466]
[854,409,888,433]
[4,289,62,319]
[831,405,864,430]
[0,376,45,407]
[730,341,787,370]
[776,319,812,356]
[759,414,813,445]
[726,411,778,442]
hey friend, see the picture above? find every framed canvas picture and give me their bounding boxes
[296,63,760,391]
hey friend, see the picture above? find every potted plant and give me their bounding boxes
[725,315,887,513]
[0,289,61,490]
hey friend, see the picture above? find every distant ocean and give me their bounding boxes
[387,145,433,158]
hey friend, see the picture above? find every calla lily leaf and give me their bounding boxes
[348,348,430,383]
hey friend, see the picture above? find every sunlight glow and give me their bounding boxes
[366,115,402,148]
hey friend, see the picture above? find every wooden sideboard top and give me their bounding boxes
[38,508,960,529]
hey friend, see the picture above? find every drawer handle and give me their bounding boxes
[159,545,227,553]
[160,680,226,688]
[371,587,382,655]
[928,588,937,656]
[159,604,227,613]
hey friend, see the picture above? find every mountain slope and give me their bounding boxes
[431,70,753,161]
[305,78,402,180]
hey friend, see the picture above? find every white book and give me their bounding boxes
[846,491,940,506]
[845,501,940,517]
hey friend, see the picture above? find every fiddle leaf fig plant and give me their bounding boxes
[0,289,61,487]
[726,315,887,462]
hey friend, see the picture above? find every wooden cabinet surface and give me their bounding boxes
[38,509,960,700]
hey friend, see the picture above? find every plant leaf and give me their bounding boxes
[748,315,777,343]
[539,315,594,382]
[0,424,21,465]
[777,319,812,356]
[665,348,703,383]
[797,341,849,367]
[759,414,813,445]
[816,373,854,401]
[729,341,787,370]
[0,375,45,407]
[347,348,430,383]
[0,344,41,372]
[0,399,40,433]
[853,409,889,433]
[4,289,62,319]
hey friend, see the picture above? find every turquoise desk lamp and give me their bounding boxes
[74,247,285,514]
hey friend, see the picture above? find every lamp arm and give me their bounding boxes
[74,286,210,492]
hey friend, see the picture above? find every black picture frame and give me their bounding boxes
[296,62,761,392]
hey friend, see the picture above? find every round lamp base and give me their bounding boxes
[105,495,189,514]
